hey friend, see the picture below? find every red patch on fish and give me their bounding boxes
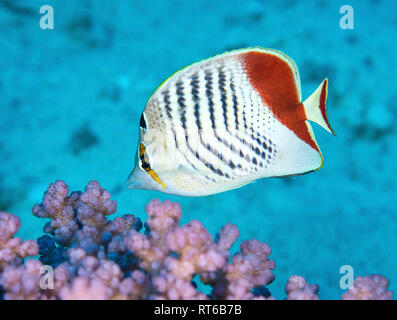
[241,51,319,151]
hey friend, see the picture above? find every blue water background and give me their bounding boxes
[1,0,396,299]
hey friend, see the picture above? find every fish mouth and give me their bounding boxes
[125,167,160,191]
[125,168,142,189]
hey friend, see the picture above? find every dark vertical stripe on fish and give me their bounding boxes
[191,73,202,130]
[205,70,216,129]
[162,90,178,149]
[175,77,226,178]
[230,81,239,131]
[218,67,229,131]
[176,81,187,130]
[163,89,172,118]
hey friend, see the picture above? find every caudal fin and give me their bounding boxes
[302,78,335,135]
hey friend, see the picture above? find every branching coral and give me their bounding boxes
[0,181,393,300]
[342,275,393,300]
[1,259,46,300]
[0,212,38,272]
[285,275,319,300]
[200,238,275,300]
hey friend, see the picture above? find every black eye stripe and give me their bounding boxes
[140,155,151,170]
[141,161,150,171]
[139,145,151,171]
[140,113,147,129]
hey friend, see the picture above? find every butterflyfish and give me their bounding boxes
[126,47,335,196]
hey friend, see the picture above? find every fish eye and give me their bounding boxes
[138,143,165,189]
[140,113,147,130]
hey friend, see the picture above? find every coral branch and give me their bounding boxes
[0,212,38,272]
[342,275,393,300]
[0,181,393,300]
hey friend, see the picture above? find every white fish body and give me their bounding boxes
[126,47,334,196]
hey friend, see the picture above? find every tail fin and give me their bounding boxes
[302,78,335,135]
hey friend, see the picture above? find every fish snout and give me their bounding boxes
[125,167,160,191]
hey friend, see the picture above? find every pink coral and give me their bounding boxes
[123,199,242,299]
[146,199,181,234]
[201,239,275,299]
[58,249,146,300]
[342,275,393,300]
[32,181,80,245]
[152,271,207,300]
[123,199,183,273]
[0,212,38,271]
[164,220,226,277]
[59,277,109,300]
[0,260,44,300]
[0,259,68,300]
[33,180,135,258]
[285,275,319,300]
[0,181,393,300]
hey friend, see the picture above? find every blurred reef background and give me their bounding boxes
[0,0,396,299]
